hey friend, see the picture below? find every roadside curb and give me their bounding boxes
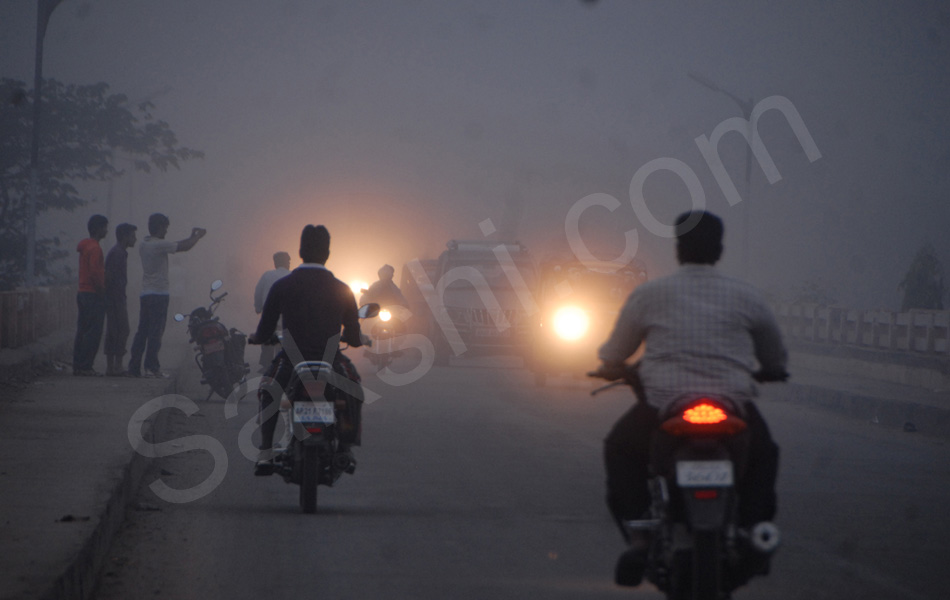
[781,381,950,439]
[38,375,178,600]
[0,331,73,385]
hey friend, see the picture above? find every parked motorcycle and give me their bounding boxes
[174,280,250,401]
[590,365,784,599]
[254,303,379,514]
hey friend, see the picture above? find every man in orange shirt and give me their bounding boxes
[73,214,109,376]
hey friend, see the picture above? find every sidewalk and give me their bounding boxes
[0,364,178,600]
[781,351,950,438]
[0,345,947,600]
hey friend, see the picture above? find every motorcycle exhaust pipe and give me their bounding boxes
[332,452,356,473]
[749,522,781,553]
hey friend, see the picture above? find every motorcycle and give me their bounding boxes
[174,280,250,401]
[590,365,785,599]
[363,305,408,369]
[254,303,379,514]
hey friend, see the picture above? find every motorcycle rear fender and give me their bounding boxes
[652,437,742,532]
[290,418,334,444]
[678,481,737,532]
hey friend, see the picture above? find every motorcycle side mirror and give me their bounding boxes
[174,313,185,322]
[210,280,223,292]
[358,303,380,319]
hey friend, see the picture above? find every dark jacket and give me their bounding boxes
[254,265,362,361]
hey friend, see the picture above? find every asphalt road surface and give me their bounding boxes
[94,350,950,600]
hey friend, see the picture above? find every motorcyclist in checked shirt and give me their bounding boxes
[593,210,788,585]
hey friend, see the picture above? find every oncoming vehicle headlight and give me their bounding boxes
[350,280,369,296]
[379,308,392,322]
[552,306,589,341]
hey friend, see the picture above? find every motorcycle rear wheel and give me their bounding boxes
[692,531,722,600]
[299,445,319,514]
[209,375,235,401]
[667,531,723,600]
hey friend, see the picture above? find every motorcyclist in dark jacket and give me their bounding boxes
[249,224,367,475]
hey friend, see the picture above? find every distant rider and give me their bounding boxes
[248,225,368,476]
[359,264,408,309]
[595,210,787,586]
[252,251,291,373]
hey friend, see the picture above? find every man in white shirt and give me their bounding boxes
[596,210,786,585]
[252,251,291,372]
[128,213,206,378]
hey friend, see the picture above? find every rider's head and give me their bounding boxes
[675,211,723,265]
[273,251,290,269]
[299,225,330,264]
[377,264,395,281]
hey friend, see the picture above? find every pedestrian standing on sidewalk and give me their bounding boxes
[73,214,109,376]
[104,223,137,376]
[252,251,291,373]
[128,213,206,378]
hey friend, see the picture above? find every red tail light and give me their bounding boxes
[661,399,747,436]
[682,402,727,424]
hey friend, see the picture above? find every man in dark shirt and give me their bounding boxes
[249,224,367,475]
[104,223,137,376]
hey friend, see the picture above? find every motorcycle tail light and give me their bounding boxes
[661,399,747,436]
[683,402,727,424]
[694,490,718,500]
[305,426,323,434]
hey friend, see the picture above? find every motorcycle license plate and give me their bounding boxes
[676,461,733,487]
[203,339,225,353]
[293,401,335,424]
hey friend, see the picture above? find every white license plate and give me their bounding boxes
[676,461,733,487]
[292,401,336,424]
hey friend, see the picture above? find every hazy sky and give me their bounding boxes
[3,0,949,312]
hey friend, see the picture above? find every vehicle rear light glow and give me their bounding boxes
[305,426,323,434]
[694,490,718,500]
[660,400,748,436]
[683,403,727,424]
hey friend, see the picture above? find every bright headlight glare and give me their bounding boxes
[379,308,392,322]
[350,280,369,296]
[552,306,589,341]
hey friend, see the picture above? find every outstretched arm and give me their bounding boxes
[176,227,207,252]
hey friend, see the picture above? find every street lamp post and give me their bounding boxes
[687,71,755,278]
[26,0,65,288]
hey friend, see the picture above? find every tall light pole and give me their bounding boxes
[26,0,66,288]
[687,71,754,278]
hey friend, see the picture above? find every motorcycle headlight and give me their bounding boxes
[552,306,589,341]
[379,308,392,322]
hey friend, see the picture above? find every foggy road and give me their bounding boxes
[94,350,950,600]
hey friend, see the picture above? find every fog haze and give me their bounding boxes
[3,0,949,315]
